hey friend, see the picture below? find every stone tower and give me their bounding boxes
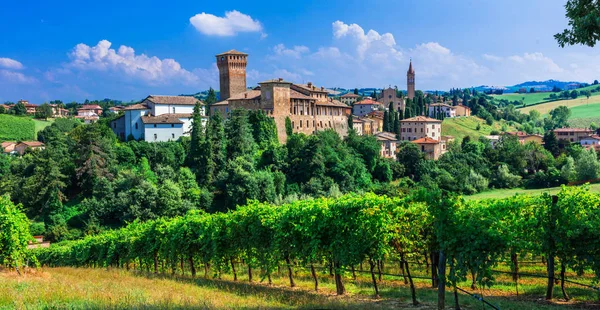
[407,59,415,100]
[216,50,248,100]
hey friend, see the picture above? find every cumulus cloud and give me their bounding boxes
[190,11,264,37]
[0,69,36,84]
[0,57,23,70]
[67,40,199,85]
[332,21,400,61]
[272,44,310,59]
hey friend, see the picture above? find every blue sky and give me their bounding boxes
[1,0,598,103]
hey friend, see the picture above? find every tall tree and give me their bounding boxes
[543,131,560,157]
[383,110,390,132]
[201,113,227,186]
[12,102,26,116]
[225,109,256,159]
[187,102,205,169]
[388,102,395,132]
[347,113,354,132]
[205,87,218,105]
[353,88,359,95]
[555,0,600,47]
[36,103,54,120]
[285,117,293,137]
[248,110,278,150]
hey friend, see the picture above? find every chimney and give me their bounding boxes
[321,86,324,91]
[307,82,312,88]
[278,78,283,82]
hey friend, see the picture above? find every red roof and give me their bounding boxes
[411,137,441,144]
[79,104,102,110]
[553,128,594,133]
[355,98,380,105]
[400,116,442,123]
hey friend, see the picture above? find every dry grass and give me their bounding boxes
[518,96,600,115]
[1,265,598,309]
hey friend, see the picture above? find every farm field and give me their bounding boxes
[33,118,54,138]
[518,96,600,115]
[1,267,595,310]
[491,92,553,105]
[442,116,517,141]
[466,183,600,200]
[0,115,35,142]
[568,102,600,119]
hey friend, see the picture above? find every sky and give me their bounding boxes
[1,0,598,103]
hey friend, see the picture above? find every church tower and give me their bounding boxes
[216,50,248,100]
[407,60,415,100]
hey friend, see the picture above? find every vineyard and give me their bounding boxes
[26,186,600,309]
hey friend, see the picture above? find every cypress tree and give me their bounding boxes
[225,109,256,159]
[383,111,389,132]
[347,113,354,132]
[187,101,205,169]
[201,113,226,186]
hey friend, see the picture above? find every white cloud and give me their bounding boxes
[0,69,36,84]
[0,57,23,70]
[332,21,400,61]
[67,40,199,85]
[190,11,264,37]
[272,44,309,59]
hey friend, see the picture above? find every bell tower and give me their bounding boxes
[216,50,248,100]
[407,59,415,100]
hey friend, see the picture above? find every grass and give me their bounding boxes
[466,183,600,200]
[569,102,600,119]
[492,92,554,106]
[0,115,35,142]
[442,116,517,141]
[2,264,597,309]
[518,95,600,115]
[32,118,54,138]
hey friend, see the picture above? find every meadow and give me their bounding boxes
[33,118,54,138]
[492,92,553,106]
[0,115,35,142]
[465,183,600,200]
[2,264,597,310]
[442,116,517,141]
[518,95,600,115]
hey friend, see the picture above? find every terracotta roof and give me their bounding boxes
[581,135,600,140]
[141,113,192,124]
[352,118,364,123]
[145,95,200,105]
[294,83,329,93]
[18,141,45,147]
[24,104,37,108]
[355,98,380,105]
[290,89,313,100]
[429,103,455,108]
[211,100,229,106]
[123,104,150,110]
[1,142,16,153]
[216,49,248,56]
[366,111,384,119]
[411,137,440,144]
[506,131,528,137]
[375,132,398,142]
[79,104,102,110]
[260,78,293,85]
[316,99,350,108]
[341,93,360,98]
[228,90,261,100]
[456,104,470,109]
[553,128,594,133]
[400,116,442,123]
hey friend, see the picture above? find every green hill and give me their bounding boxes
[441,116,517,141]
[491,92,552,106]
[0,115,35,142]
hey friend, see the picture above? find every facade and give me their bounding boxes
[340,93,360,105]
[353,98,381,116]
[400,116,442,141]
[412,137,444,160]
[375,132,398,160]
[216,50,247,101]
[407,60,415,100]
[454,104,471,117]
[110,95,205,142]
[352,118,364,135]
[365,111,384,133]
[211,50,351,143]
[76,104,102,123]
[428,103,456,118]
[49,104,69,117]
[553,128,595,143]
[357,117,374,135]
[580,135,600,146]
[376,87,405,112]
[506,131,543,145]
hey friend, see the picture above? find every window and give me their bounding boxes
[172,107,176,113]
[300,121,302,128]
[154,124,157,128]
[421,145,425,151]
[135,123,138,129]
[113,122,116,128]
[307,120,309,127]
[172,133,175,139]
[154,134,157,141]
[171,124,174,128]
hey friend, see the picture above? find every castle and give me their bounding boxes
[211,50,351,143]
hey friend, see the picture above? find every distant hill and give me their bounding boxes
[476,80,588,94]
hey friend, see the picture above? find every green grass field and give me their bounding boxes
[32,118,54,138]
[466,183,600,200]
[492,92,553,106]
[0,115,35,142]
[568,102,600,119]
[442,116,517,141]
[2,265,596,309]
[518,95,600,115]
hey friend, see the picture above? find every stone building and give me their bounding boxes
[553,128,595,143]
[216,50,247,101]
[340,93,360,105]
[454,104,471,117]
[412,137,444,160]
[210,50,351,143]
[428,103,456,118]
[407,60,415,100]
[376,87,405,112]
[399,116,442,141]
[375,132,398,160]
[353,98,382,116]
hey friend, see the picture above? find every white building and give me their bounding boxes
[353,98,382,117]
[428,103,456,118]
[110,95,206,142]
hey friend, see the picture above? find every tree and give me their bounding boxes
[0,195,34,271]
[560,156,577,182]
[347,113,354,133]
[570,90,578,99]
[550,106,572,128]
[285,117,293,137]
[0,105,6,114]
[383,110,390,132]
[397,142,424,178]
[575,148,600,181]
[225,109,256,159]
[35,103,53,120]
[201,113,226,186]
[594,80,599,85]
[353,88,359,95]
[187,102,205,169]
[205,87,218,106]
[12,102,26,116]
[388,103,395,132]
[543,131,560,157]
[555,0,600,47]
[248,110,278,150]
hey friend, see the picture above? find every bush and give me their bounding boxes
[0,115,35,141]
[492,164,522,188]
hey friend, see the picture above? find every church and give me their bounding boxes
[375,60,416,111]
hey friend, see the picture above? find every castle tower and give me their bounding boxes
[407,59,415,100]
[216,50,248,100]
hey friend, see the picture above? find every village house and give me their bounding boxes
[17,100,37,114]
[76,104,103,123]
[428,103,456,118]
[411,137,445,160]
[1,142,16,154]
[484,135,501,148]
[108,106,125,114]
[454,104,471,117]
[375,132,398,160]
[49,104,69,117]
[365,111,384,133]
[110,95,204,142]
[2,141,46,155]
[352,118,364,135]
[506,131,543,145]
[553,128,595,143]
[210,50,351,143]
[352,98,382,117]
[340,93,360,105]
[400,116,442,141]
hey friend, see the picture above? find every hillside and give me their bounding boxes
[0,115,35,141]
[518,95,600,115]
[442,116,517,141]
[491,92,552,105]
